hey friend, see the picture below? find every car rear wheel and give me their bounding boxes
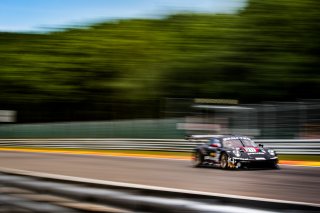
[192,152,203,167]
[220,153,229,169]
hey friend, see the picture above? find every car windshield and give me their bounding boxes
[222,137,256,148]
[241,139,257,147]
[222,139,243,148]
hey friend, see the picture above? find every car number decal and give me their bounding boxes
[244,147,256,152]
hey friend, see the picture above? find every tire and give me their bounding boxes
[220,153,229,169]
[192,151,203,167]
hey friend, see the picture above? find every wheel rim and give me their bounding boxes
[221,154,227,168]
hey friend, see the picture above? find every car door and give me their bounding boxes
[206,138,221,162]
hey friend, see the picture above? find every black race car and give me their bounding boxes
[188,135,279,169]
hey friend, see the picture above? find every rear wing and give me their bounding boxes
[185,134,223,141]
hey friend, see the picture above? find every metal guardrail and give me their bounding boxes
[0,138,319,154]
[0,168,319,213]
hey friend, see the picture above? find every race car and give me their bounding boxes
[188,135,279,169]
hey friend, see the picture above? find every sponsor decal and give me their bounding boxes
[255,157,266,160]
[223,137,251,141]
[233,157,249,161]
[247,152,265,155]
[204,156,216,160]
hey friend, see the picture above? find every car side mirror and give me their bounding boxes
[259,144,264,148]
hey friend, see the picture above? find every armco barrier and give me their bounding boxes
[0,168,319,213]
[0,138,319,154]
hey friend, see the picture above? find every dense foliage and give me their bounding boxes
[0,0,319,122]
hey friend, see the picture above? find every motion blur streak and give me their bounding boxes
[0,0,319,212]
[0,151,319,204]
[0,0,319,124]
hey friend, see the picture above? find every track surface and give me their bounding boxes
[0,151,319,204]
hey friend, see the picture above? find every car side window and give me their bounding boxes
[208,138,221,147]
[207,138,216,144]
[215,139,220,143]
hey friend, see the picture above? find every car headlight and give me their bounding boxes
[233,149,241,157]
[268,149,275,156]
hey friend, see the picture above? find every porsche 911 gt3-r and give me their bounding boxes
[188,135,279,169]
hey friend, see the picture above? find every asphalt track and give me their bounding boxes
[0,151,319,204]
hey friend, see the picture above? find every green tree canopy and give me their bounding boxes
[0,0,319,122]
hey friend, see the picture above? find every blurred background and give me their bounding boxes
[0,0,319,139]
